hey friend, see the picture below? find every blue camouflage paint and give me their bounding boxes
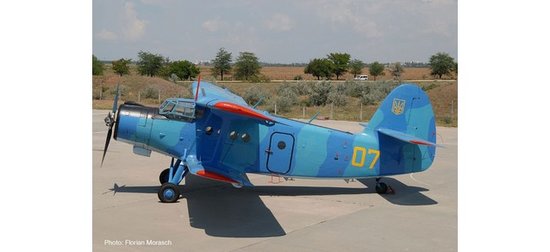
[112,81,437,188]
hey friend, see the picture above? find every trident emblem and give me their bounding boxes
[391,98,406,115]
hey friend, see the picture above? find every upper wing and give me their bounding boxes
[192,81,276,123]
[192,81,247,106]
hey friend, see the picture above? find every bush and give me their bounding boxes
[276,83,298,105]
[93,86,110,100]
[109,85,128,98]
[358,82,398,105]
[274,96,294,113]
[243,85,270,106]
[294,81,313,96]
[327,84,347,106]
[344,80,368,97]
[143,87,159,99]
[309,81,332,106]
[271,83,299,113]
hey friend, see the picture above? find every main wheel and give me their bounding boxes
[158,183,180,203]
[375,182,388,194]
[159,168,170,184]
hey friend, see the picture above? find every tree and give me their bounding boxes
[327,52,351,80]
[390,62,405,80]
[137,51,165,77]
[112,58,131,76]
[429,52,456,79]
[161,60,200,80]
[349,59,365,78]
[304,58,334,80]
[92,55,104,75]
[369,61,385,80]
[453,62,458,76]
[234,52,261,81]
[211,48,232,81]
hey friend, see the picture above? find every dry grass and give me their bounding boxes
[92,69,457,126]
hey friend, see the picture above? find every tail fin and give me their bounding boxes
[364,84,437,175]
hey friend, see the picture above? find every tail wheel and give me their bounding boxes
[158,183,180,203]
[375,182,388,194]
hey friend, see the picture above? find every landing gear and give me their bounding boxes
[375,182,389,194]
[157,158,189,203]
[158,183,180,203]
[375,177,392,194]
[159,168,170,184]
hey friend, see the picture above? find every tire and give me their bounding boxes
[158,183,180,203]
[159,168,170,184]
[375,182,388,194]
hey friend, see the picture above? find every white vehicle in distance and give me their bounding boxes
[354,75,368,81]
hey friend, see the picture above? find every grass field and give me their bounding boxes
[93,66,457,126]
[197,66,445,81]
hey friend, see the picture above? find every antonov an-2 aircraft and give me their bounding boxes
[102,79,438,203]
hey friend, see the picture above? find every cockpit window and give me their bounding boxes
[160,101,176,114]
[174,102,195,117]
[159,99,195,121]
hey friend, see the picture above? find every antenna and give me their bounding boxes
[194,75,201,101]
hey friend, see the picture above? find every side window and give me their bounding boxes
[173,101,195,119]
[161,101,176,113]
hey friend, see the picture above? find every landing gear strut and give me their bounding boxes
[375,177,392,194]
[157,159,188,203]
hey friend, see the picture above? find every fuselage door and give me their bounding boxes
[266,132,294,174]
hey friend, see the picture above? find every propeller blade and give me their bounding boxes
[112,84,120,114]
[101,123,113,166]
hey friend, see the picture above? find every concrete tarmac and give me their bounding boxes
[93,110,457,252]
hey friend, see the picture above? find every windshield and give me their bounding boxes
[159,99,196,120]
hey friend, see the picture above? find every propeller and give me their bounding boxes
[101,84,120,166]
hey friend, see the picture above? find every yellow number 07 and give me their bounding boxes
[351,147,380,169]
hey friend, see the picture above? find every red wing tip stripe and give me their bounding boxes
[214,102,274,122]
[196,170,238,184]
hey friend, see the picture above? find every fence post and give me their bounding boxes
[158,89,161,104]
[274,104,277,115]
[138,92,141,102]
[99,88,102,100]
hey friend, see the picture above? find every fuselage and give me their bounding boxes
[114,100,432,181]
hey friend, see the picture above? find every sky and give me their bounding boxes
[93,0,457,64]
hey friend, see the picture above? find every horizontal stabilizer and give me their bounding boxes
[378,128,440,147]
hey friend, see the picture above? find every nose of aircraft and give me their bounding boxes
[114,103,157,145]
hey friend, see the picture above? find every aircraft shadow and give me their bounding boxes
[358,178,438,206]
[182,175,285,237]
[107,176,436,237]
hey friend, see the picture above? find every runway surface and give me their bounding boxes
[93,109,457,252]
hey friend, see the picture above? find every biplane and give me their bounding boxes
[102,79,437,203]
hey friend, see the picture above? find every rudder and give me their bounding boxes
[364,84,437,175]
